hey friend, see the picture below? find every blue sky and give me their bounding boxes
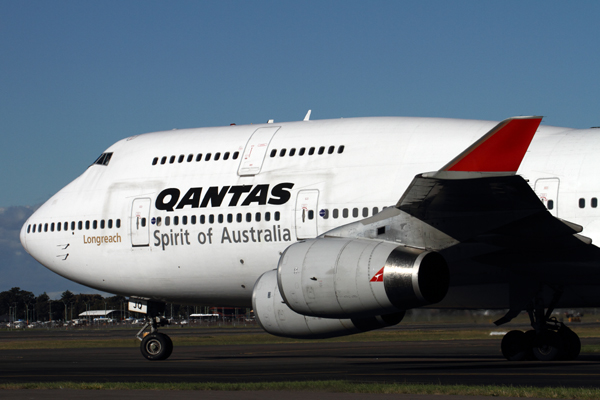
[2,1,600,208]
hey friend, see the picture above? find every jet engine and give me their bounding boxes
[276,237,449,319]
[252,269,405,339]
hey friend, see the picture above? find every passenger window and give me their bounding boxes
[289,148,296,156]
[71,221,76,230]
[174,216,179,225]
[579,198,585,208]
[333,209,339,219]
[187,154,193,162]
[270,149,277,158]
[209,215,215,224]
[141,218,146,227]
[593,198,598,208]
[299,148,306,156]
[165,217,171,226]
[280,149,286,157]
[372,207,379,215]
[246,213,252,222]
[224,152,230,160]
[308,147,315,155]
[169,156,175,164]
[363,207,369,217]
[352,208,358,218]
[116,219,121,228]
[191,215,196,224]
[152,157,158,165]
[93,220,98,229]
[237,213,242,223]
[38,223,42,232]
[200,215,206,224]
[233,151,239,160]
[218,214,224,223]
[328,146,335,154]
[205,153,212,161]
[308,210,314,220]
[85,221,90,230]
[274,211,280,221]
[100,220,105,229]
[178,155,184,163]
[196,154,202,162]
[318,146,325,155]
[64,222,69,231]
[265,212,271,222]
[338,145,345,154]
[343,209,349,218]
[182,216,188,225]
[215,152,221,161]
[107,220,113,229]
[51,223,55,232]
[156,217,162,226]
[57,223,61,232]
[161,157,167,165]
[255,212,261,222]
[227,214,233,223]
[548,200,554,210]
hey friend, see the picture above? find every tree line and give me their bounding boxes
[0,287,210,322]
[0,287,127,322]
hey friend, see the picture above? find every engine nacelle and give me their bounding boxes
[252,269,404,339]
[277,237,449,319]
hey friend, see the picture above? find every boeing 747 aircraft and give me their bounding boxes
[20,114,600,362]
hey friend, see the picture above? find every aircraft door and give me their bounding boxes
[295,190,319,239]
[131,198,151,247]
[237,127,280,176]
[534,178,560,217]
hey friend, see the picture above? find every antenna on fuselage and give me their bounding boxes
[303,110,312,121]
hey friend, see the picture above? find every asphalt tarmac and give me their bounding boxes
[1,326,600,388]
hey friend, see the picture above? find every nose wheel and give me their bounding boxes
[136,316,173,361]
[141,332,173,361]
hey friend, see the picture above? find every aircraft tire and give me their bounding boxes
[532,330,564,361]
[559,326,581,360]
[141,332,172,361]
[501,330,528,361]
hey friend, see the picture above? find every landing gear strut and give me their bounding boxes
[136,316,173,361]
[499,296,580,361]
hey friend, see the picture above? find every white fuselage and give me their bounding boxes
[19,117,600,308]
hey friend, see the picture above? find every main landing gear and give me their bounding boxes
[136,316,173,361]
[500,298,581,362]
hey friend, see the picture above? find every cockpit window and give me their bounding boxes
[93,152,113,166]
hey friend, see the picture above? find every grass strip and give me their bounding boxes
[1,380,600,399]
[0,330,500,350]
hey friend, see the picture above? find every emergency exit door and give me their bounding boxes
[534,178,560,217]
[295,190,319,239]
[131,198,150,247]
[238,127,280,176]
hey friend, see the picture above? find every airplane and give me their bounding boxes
[19,114,600,362]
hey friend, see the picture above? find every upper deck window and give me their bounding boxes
[93,152,113,166]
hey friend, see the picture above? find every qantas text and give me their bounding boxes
[155,183,294,212]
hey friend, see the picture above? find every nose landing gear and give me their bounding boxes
[136,316,173,361]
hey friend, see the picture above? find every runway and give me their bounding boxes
[2,327,600,388]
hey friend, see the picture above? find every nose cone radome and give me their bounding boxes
[20,219,29,254]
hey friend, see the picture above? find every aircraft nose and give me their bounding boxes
[20,218,30,254]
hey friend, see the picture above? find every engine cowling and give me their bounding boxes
[252,269,404,339]
[276,237,449,319]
